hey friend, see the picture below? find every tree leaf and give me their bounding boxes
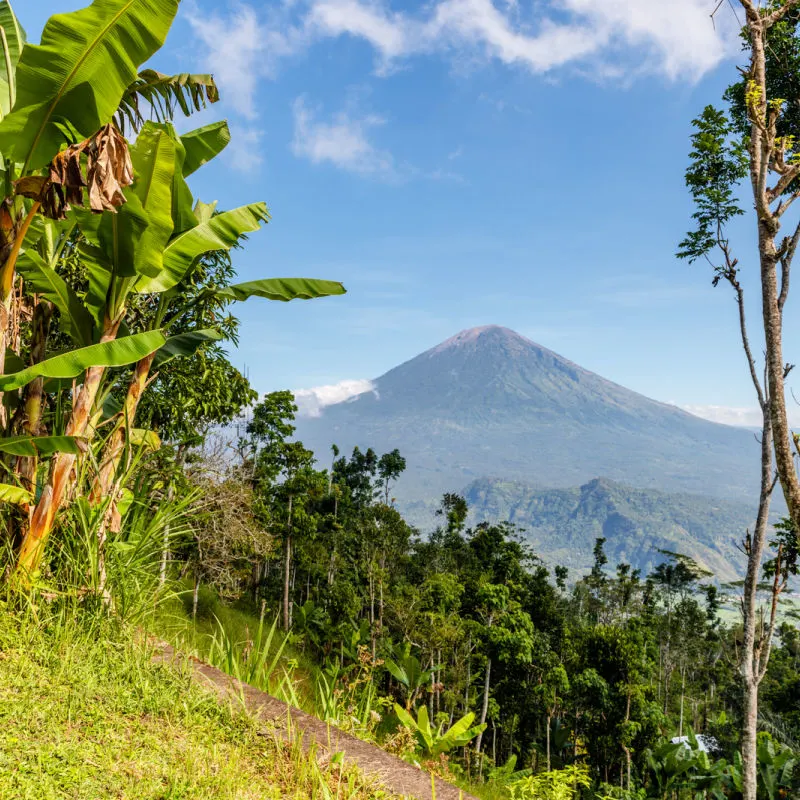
[0,483,31,505]
[127,121,177,278]
[0,0,26,116]
[216,278,346,303]
[115,69,219,135]
[129,428,160,450]
[0,0,179,171]
[0,435,86,456]
[416,705,433,751]
[385,659,409,687]
[0,329,166,391]
[393,703,416,731]
[16,250,93,346]
[181,120,230,176]
[135,202,269,293]
[153,328,223,368]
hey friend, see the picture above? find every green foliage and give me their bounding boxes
[677,105,748,267]
[508,764,591,800]
[0,329,166,391]
[0,434,84,456]
[0,0,178,171]
[0,0,26,116]
[207,613,293,696]
[115,70,220,135]
[394,704,486,758]
[0,608,398,800]
[214,277,347,303]
[756,733,798,800]
[135,202,270,293]
[385,643,434,709]
[462,476,751,580]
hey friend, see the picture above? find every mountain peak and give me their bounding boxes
[430,325,533,354]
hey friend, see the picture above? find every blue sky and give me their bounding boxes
[22,1,798,426]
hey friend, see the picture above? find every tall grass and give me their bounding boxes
[38,460,198,624]
[205,610,304,706]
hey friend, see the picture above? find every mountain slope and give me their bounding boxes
[462,476,752,581]
[295,325,760,504]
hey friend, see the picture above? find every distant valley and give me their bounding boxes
[461,476,753,581]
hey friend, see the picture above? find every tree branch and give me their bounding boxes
[778,220,800,311]
[768,163,800,201]
[758,543,784,682]
[765,0,800,26]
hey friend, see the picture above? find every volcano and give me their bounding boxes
[295,325,760,506]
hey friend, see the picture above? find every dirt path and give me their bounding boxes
[152,641,478,800]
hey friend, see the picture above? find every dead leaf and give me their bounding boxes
[13,123,133,220]
[85,124,133,213]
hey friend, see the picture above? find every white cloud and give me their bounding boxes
[295,379,378,417]
[291,97,395,175]
[189,0,735,95]
[307,0,414,63]
[186,0,736,178]
[560,0,732,80]
[186,4,272,119]
[679,405,765,428]
[300,0,734,80]
[678,404,800,429]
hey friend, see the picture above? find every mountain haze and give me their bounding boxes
[296,325,760,504]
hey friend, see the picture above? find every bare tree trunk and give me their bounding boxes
[90,353,155,504]
[475,656,491,754]
[546,712,551,771]
[369,560,376,662]
[740,407,775,800]
[192,571,200,619]
[0,202,41,430]
[282,493,294,631]
[742,679,759,800]
[283,535,292,631]
[679,664,686,738]
[429,658,435,719]
[738,1,800,528]
[464,637,472,713]
[16,300,52,497]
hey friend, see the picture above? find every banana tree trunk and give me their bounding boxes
[16,300,53,497]
[0,202,41,430]
[90,352,154,593]
[90,352,155,505]
[13,318,121,583]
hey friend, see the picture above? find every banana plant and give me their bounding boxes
[385,642,435,709]
[0,0,180,409]
[0,2,345,584]
[85,121,343,520]
[394,704,486,759]
[756,733,798,800]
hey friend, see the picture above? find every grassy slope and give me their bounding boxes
[0,605,397,800]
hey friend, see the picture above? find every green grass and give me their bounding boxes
[154,587,318,710]
[0,602,400,800]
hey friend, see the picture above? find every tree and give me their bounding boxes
[678,6,800,797]
[377,448,406,506]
